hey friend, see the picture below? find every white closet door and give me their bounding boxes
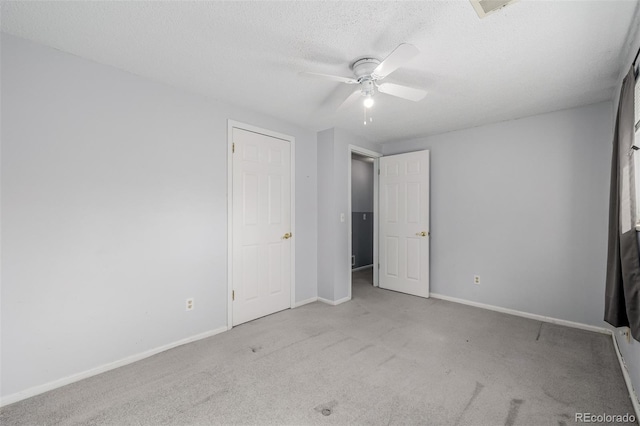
[232,128,291,325]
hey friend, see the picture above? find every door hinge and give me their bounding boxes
[232,290,235,301]
[232,142,235,153]
[378,263,380,269]
[378,169,380,175]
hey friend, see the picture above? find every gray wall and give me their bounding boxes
[317,129,381,301]
[351,212,373,268]
[317,129,335,300]
[384,101,612,327]
[1,34,318,399]
[351,157,374,212]
[351,157,374,268]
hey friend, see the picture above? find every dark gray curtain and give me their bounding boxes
[605,66,640,341]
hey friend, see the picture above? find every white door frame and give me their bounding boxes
[227,120,295,329]
[348,144,382,299]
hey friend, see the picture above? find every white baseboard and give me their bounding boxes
[293,296,318,308]
[351,264,374,272]
[611,332,640,420]
[0,326,227,407]
[430,292,610,334]
[318,296,351,306]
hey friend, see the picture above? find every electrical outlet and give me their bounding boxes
[340,213,345,222]
[621,328,631,343]
[474,275,481,285]
[363,213,366,220]
[186,298,194,311]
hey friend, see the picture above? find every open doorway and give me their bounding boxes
[349,148,380,299]
[347,146,429,301]
[351,153,374,284]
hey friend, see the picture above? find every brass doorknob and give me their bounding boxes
[416,231,428,237]
[282,232,292,239]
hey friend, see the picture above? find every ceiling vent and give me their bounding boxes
[470,0,519,18]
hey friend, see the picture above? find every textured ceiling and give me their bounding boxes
[2,1,639,144]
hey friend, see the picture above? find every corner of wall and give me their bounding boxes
[317,128,336,300]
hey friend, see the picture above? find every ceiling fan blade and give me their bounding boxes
[338,90,363,110]
[377,83,427,102]
[371,43,419,80]
[299,71,358,85]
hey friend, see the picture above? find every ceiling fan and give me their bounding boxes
[300,43,427,111]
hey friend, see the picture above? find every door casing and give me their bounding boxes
[227,120,295,329]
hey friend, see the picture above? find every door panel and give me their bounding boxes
[232,128,291,325]
[386,183,399,222]
[379,150,430,298]
[407,182,420,223]
[406,238,421,280]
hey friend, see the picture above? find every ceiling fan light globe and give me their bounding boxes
[363,97,374,108]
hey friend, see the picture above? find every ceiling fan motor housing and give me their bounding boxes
[351,57,381,79]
